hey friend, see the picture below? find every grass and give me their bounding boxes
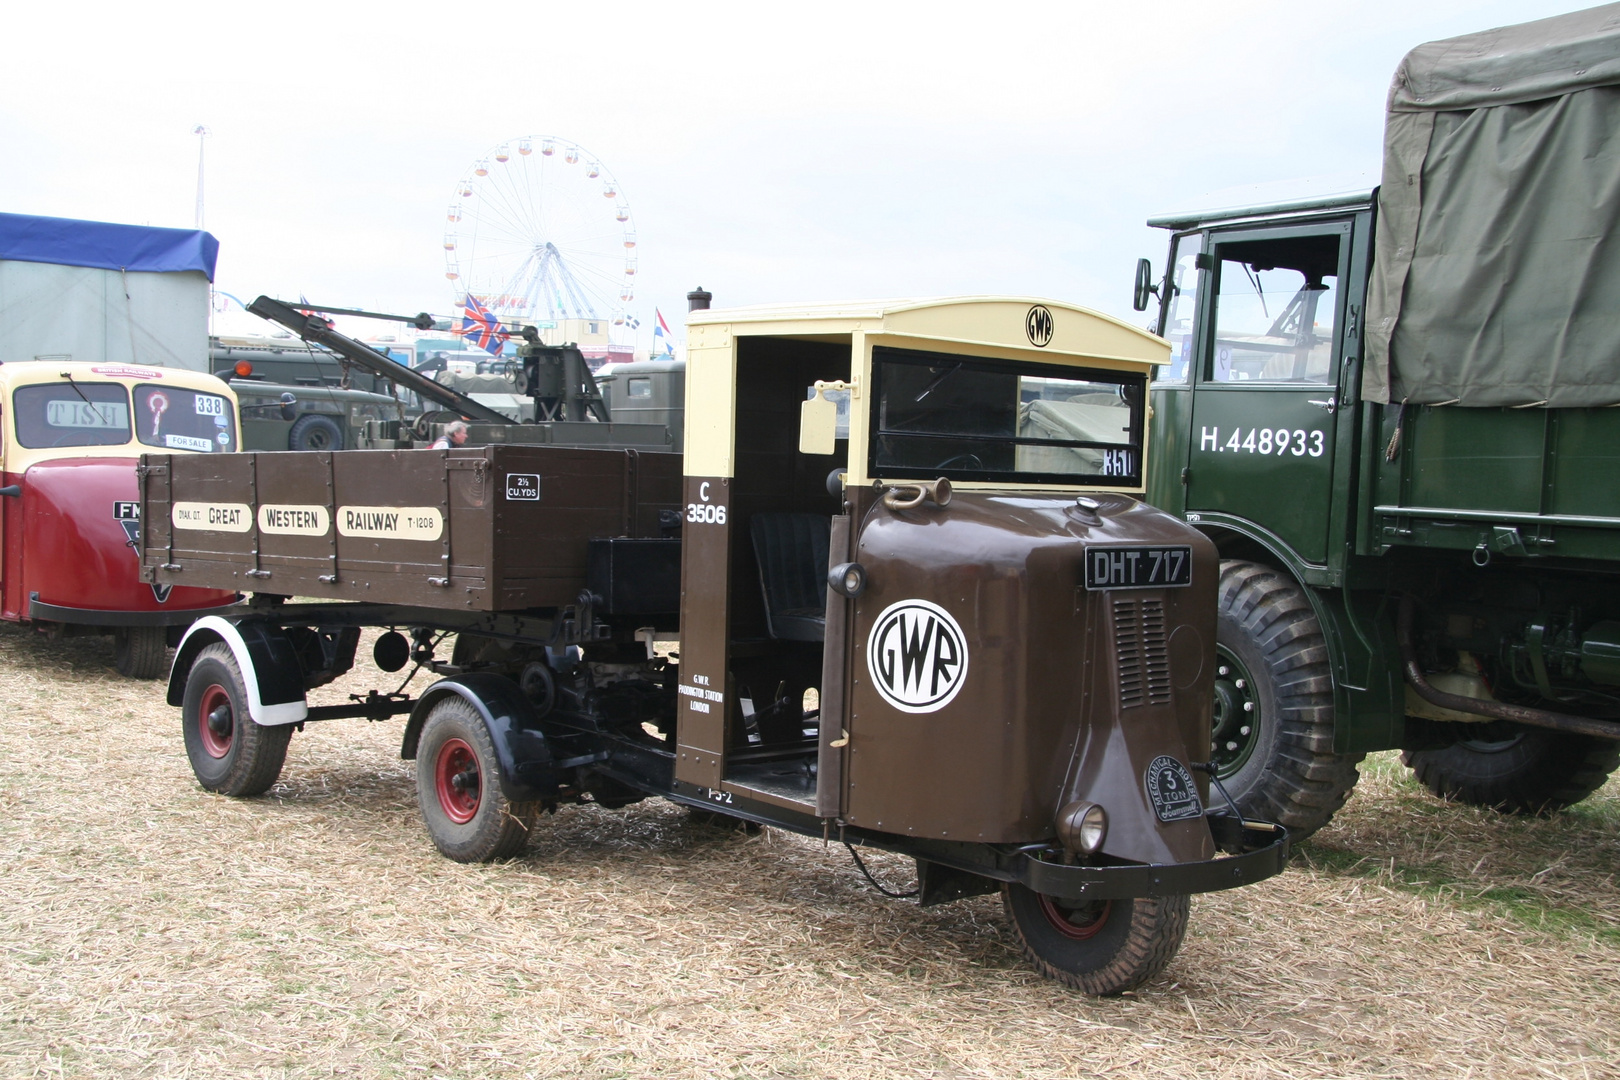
[0,623,1617,1078]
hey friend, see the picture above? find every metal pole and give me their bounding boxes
[192,125,210,230]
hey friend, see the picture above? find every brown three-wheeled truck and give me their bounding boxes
[141,296,1288,995]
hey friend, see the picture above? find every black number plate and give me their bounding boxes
[1084,545,1192,590]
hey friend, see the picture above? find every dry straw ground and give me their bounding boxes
[2,621,1618,1080]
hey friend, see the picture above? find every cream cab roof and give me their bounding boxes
[0,359,233,393]
[687,296,1169,369]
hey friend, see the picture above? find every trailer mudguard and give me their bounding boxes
[401,674,558,803]
[166,616,309,726]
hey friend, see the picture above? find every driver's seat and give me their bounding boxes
[749,513,830,642]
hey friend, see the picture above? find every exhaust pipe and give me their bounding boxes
[687,286,712,312]
[1398,594,1620,741]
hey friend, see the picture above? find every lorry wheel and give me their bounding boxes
[1401,723,1620,814]
[1002,885,1189,996]
[181,643,292,796]
[415,697,539,862]
[113,626,168,679]
[1213,560,1362,839]
[288,414,345,452]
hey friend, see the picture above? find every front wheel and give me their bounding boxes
[181,642,291,796]
[114,625,168,679]
[287,413,345,452]
[1003,885,1189,996]
[415,697,539,862]
[1401,722,1620,814]
[1213,560,1362,839]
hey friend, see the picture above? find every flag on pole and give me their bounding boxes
[653,308,676,358]
[457,294,510,354]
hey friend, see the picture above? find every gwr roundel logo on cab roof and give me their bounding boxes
[1025,305,1054,348]
[866,599,969,713]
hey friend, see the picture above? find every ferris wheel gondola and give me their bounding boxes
[442,136,637,333]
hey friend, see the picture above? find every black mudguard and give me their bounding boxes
[402,674,558,803]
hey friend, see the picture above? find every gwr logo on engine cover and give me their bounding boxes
[866,599,969,713]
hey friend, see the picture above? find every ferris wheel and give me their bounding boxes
[443,137,637,330]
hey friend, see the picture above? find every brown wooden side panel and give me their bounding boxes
[144,446,684,612]
[487,447,682,609]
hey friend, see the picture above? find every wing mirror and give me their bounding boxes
[800,379,853,456]
[1132,258,1161,312]
[278,392,297,421]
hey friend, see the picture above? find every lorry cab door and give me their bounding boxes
[1183,219,1355,567]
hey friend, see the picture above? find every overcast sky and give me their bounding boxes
[0,0,1597,348]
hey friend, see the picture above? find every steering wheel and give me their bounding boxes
[935,453,984,471]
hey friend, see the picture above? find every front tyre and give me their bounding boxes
[1402,722,1620,814]
[415,697,539,862]
[114,625,168,679]
[1003,885,1189,996]
[181,642,291,796]
[1213,560,1362,840]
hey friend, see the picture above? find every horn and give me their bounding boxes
[882,477,952,511]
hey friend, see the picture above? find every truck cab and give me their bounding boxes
[0,361,241,675]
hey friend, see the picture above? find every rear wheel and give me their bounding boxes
[181,643,291,796]
[114,626,168,679]
[1213,560,1362,839]
[415,697,539,862]
[1402,722,1620,814]
[1003,885,1189,996]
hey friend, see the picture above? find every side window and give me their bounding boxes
[1208,233,1340,384]
[1154,233,1202,386]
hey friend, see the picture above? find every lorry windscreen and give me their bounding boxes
[13,383,132,448]
[133,385,236,453]
[869,346,1144,486]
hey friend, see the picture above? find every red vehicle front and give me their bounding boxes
[0,362,240,676]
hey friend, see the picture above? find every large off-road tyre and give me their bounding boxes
[1401,722,1620,814]
[287,413,345,452]
[1213,560,1362,840]
[415,697,540,863]
[1003,885,1189,996]
[114,625,168,680]
[181,643,292,796]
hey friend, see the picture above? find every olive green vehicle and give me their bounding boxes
[1135,7,1620,838]
[142,295,1288,996]
[231,380,399,452]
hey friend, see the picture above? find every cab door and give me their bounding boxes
[1183,220,1356,567]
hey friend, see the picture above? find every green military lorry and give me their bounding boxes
[1136,6,1620,837]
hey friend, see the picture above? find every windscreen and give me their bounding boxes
[13,383,132,448]
[133,385,236,453]
[869,347,1144,486]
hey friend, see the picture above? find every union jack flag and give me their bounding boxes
[457,294,510,354]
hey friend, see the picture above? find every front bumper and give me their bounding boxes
[29,596,245,628]
[1016,817,1290,900]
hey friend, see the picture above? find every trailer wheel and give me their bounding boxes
[1213,560,1362,840]
[288,414,345,452]
[1002,885,1189,996]
[415,697,539,862]
[181,643,291,796]
[114,626,168,680]
[1401,723,1620,814]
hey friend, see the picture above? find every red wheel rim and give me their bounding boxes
[1038,894,1112,941]
[198,684,234,758]
[434,738,481,823]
